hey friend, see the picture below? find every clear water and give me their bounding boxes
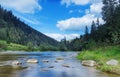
[0,52,119,77]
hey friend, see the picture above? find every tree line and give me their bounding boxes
[0,5,60,51]
[0,0,120,51]
[60,0,120,51]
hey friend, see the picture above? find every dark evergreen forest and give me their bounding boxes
[60,0,120,51]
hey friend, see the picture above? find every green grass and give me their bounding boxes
[0,40,28,51]
[77,45,120,75]
[7,43,28,51]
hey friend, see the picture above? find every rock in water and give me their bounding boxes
[48,66,54,68]
[42,60,49,63]
[106,59,118,66]
[27,59,38,63]
[56,58,64,60]
[82,60,96,67]
[62,64,70,68]
[12,61,22,65]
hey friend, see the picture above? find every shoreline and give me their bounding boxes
[76,45,120,75]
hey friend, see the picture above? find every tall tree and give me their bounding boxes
[96,18,100,27]
[91,21,96,34]
[102,0,117,24]
[84,26,89,41]
[90,21,97,41]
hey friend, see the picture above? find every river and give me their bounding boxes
[0,52,119,77]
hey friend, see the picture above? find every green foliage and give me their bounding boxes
[0,40,7,50]
[0,5,58,50]
[66,0,120,51]
[7,43,28,51]
[27,42,34,51]
[77,45,120,74]
[39,44,59,51]
[0,40,28,51]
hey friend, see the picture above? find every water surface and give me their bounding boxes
[0,52,119,77]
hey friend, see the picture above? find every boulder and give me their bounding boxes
[56,57,64,60]
[54,60,58,63]
[48,66,54,68]
[82,60,96,67]
[106,59,118,66]
[62,64,70,68]
[27,59,38,63]
[41,69,49,72]
[12,61,22,65]
[42,60,49,63]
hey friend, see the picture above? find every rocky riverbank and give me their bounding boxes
[77,45,120,75]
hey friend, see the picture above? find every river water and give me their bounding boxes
[0,52,119,77]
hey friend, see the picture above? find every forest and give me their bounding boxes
[61,0,120,51]
[0,5,59,51]
[0,0,120,51]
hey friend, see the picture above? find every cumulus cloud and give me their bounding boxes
[90,2,103,14]
[45,33,80,41]
[61,0,102,7]
[61,0,90,7]
[57,14,104,30]
[57,0,104,31]
[0,0,42,13]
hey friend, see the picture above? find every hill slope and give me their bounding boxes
[0,6,58,47]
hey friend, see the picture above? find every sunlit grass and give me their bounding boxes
[77,45,120,74]
[0,40,28,51]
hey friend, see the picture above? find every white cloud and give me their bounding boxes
[61,0,102,7]
[90,2,103,14]
[57,14,104,31]
[57,0,104,31]
[0,0,42,13]
[45,33,80,41]
[61,0,90,7]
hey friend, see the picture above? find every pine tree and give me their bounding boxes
[96,18,100,27]
[91,21,96,34]
[102,0,117,24]
[85,26,89,41]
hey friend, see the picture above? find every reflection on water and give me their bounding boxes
[0,52,119,77]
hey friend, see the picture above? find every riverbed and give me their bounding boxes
[0,52,119,77]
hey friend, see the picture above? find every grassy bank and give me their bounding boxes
[77,45,120,75]
[0,40,28,51]
[0,40,59,51]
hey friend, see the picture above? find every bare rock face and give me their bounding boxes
[27,59,38,63]
[82,60,96,67]
[106,59,118,66]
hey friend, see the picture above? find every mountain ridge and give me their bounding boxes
[0,6,58,47]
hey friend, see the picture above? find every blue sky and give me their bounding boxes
[0,0,104,41]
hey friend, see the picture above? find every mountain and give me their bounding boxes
[0,6,58,47]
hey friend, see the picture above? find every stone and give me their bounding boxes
[106,59,118,66]
[54,60,58,63]
[27,59,38,63]
[82,60,96,67]
[41,69,49,72]
[42,60,49,63]
[48,66,54,68]
[12,61,22,65]
[62,64,70,68]
[56,58,64,60]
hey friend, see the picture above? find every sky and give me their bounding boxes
[0,0,104,41]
